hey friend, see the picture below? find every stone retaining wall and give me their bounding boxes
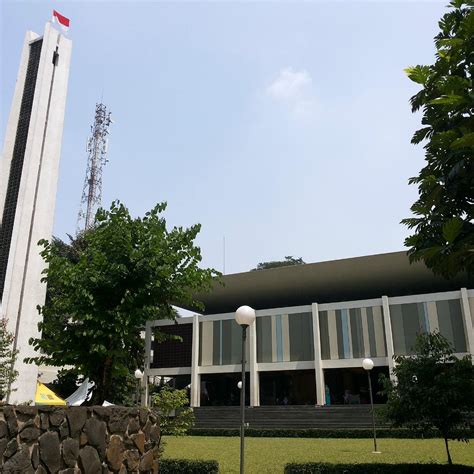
[0,406,160,473]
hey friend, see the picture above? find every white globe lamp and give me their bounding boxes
[362,358,374,371]
[134,368,143,379]
[235,305,256,327]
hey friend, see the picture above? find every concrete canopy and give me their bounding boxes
[186,251,472,315]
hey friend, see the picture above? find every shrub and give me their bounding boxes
[160,459,219,473]
[284,463,473,473]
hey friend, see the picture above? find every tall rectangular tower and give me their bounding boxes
[0,22,72,403]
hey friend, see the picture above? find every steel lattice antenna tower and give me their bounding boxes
[77,103,112,232]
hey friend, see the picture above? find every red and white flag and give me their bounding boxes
[52,10,70,32]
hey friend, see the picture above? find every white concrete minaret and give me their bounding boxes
[0,22,72,403]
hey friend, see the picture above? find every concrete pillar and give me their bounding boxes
[143,321,152,406]
[460,288,474,361]
[249,318,259,406]
[311,303,325,405]
[382,295,396,380]
[190,315,200,407]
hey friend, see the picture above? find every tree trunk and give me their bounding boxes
[91,356,113,405]
[444,435,452,465]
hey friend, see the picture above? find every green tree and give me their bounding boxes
[252,256,305,271]
[152,386,195,453]
[380,332,474,465]
[0,319,18,403]
[27,201,218,404]
[402,0,474,278]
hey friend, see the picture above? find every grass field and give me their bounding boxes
[162,436,474,473]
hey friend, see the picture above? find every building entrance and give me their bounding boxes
[259,370,316,405]
[200,373,250,406]
[323,367,388,405]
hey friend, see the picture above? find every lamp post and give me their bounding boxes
[362,358,380,454]
[235,305,256,474]
[134,369,143,407]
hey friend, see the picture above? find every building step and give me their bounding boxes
[192,405,387,429]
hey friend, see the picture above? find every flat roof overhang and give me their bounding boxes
[185,251,472,315]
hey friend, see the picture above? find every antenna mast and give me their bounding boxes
[77,103,112,232]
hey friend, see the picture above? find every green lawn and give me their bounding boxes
[162,436,474,473]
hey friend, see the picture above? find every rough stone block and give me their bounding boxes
[92,407,111,421]
[39,431,61,473]
[80,432,88,447]
[106,434,124,471]
[0,420,9,438]
[124,449,140,471]
[4,406,18,437]
[84,417,107,457]
[79,446,102,474]
[108,408,129,434]
[62,438,79,467]
[138,449,154,472]
[127,417,140,435]
[49,408,66,427]
[131,432,145,454]
[139,408,148,426]
[2,447,32,473]
[4,438,18,458]
[31,443,39,469]
[149,424,160,442]
[142,420,152,438]
[66,408,87,437]
[20,424,41,442]
[148,410,158,424]
[0,437,8,463]
[15,406,37,419]
[59,419,70,439]
[40,413,49,430]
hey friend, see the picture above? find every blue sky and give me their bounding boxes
[1,1,446,275]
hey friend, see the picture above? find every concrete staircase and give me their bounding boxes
[192,405,386,430]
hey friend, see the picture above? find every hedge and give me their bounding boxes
[160,459,219,473]
[188,428,473,439]
[284,463,473,473]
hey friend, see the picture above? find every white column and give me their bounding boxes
[382,296,396,380]
[249,319,259,406]
[190,315,200,407]
[143,321,152,406]
[311,303,325,405]
[460,288,474,361]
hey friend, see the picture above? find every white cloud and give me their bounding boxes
[266,68,312,101]
[265,68,316,119]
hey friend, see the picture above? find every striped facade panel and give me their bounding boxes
[470,297,474,327]
[318,306,385,360]
[256,312,313,363]
[289,313,314,361]
[199,321,214,366]
[151,323,193,368]
[436,300,466,352]
[256,316,272,363]
[390,299,467,355]
[199,319,248,366]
